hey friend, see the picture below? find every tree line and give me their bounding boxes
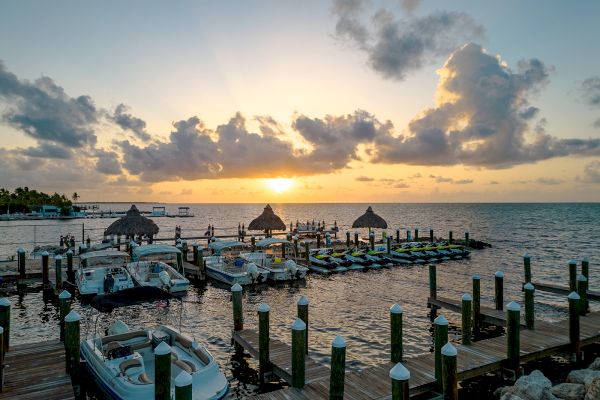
[0,187,75,214]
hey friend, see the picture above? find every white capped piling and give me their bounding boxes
[17,247,25,277]
[175,371,193,400]
[55,255,62,292]
[461,294,472,345]
[65,310,80,375]
[390,362,410,400]
[297,296,309,354]
[434,315,449,386]
[369,232,375,251]
[523,252,531,284]
[0,298,10,353]
[582,257,590,312]
[66,249,74,282]
[441,343,458,400]
[41,251,49,285]
[291,318,306,388]
[155,341,172,400]
[495,271,504,311]
[390,304,403,362]
[231,284,243,331]
[258,303,271,383]
[472,274,481,336]
[577,275,588,316]
[569,259,577,292]
[59,290,72,341]
[523,283,535,329]
[506,301,521,376]
[568,292,581,361]
[329,336,346,399]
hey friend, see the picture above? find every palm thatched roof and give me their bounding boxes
[104,205,159,237]
[248,204,286,231]
[352,206,388,229]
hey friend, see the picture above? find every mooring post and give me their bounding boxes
[59,290,72,342]
[569,259,577,292]
[192,244,198,265]
[155,341,172,400]
[258,303,271,384]
[65,310,80,375]
[495,271,504,311]
[522,253,531,285]
[414,228,419,241]
[406,229,411,242]
[298,296,309,354]
[251,236,256,252]
[231,284,243,331]
[523,283,535,329]
[41,251,49,285]
[316,233,321,249]
[291,318,306,389]
[442,343,458,400]
[0,326,4,392]
[429,264,438,319]
[176,244,183,270]
[293,237,299,257]
[346,231,351,248]
[582,257,590,312]
[390,363,410,400]
[174,371,193,400]
[464,231,470,247]
[354,232,359,248]
[329,336,346,400]
[568,292,581,362]
[472,274,481,336]
[506,301,521,377]
[394,229,398,243]
[79,243,87,255]
[17,247,26,278]
[390,304,403,362]
[304,242,310,267]
[54,255,62,292]
[429,227,434,243]
[0,298,10,353]
[66,249,74,282]
[577,275,588,316]
[387,236,392,255]
[461,294,472,345]
[434,315,449,386]
[448,231,453,244]
[369,232,375,251]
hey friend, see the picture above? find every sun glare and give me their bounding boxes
[265,178,294,193]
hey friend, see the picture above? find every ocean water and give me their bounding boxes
[1,203,598,398]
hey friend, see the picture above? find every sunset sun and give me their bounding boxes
[265,178,294,193]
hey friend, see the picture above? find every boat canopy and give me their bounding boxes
[209,240,250,253]
[132,244,181,260]
[256,238,291,247]
[80,250,129,261]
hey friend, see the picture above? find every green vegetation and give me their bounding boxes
[0,187,72,214]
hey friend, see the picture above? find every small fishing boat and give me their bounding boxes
[81,320,228,399]
[128,245,190,294]
[241,238,308,281]
[205,240,269,285]
[75,250,135,298]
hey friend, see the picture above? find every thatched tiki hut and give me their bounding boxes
[352,206,388,232]
[105,205,159,244]
[248,204,286,237]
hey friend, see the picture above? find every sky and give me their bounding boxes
[0,0,599,203]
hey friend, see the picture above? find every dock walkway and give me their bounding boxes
[531,281,600,301]
[0,340,75,400]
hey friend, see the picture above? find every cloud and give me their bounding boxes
[333,1,484,80]
[21,142,72,159]
[180,188,193,195]
[400,0,422,14]
[535,177,562,185]
[0,61,99,148]
[355,175,374,181]
[580,160,600,183]
[430,175,473,184]
[581,76,600,129]
[489,180,499,185]
[393,182,410,188]
[373,43,600,167]
[112,104,151,141]
[95,149,122,175]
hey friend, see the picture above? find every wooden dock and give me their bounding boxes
[530,281,600,301]
[427,296,529,328]
[0,340,75,400]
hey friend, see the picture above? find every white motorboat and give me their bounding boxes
[205,240,269,285]
[81,320,228,400]
[240,238,308,282]
[128,245,190,294]
[75,250,135,298]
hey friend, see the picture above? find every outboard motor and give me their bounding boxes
[103,273,115,294]
[285,259,299,280]
[159,270,171,288]
[247,263,261,284]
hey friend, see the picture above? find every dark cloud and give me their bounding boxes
[333,2,484,80]
[21,142,72,159]
[355,176,374,181]
[453,179,473,185]
[373,44,600,167]
[112,104,151,141]
[0,61,99,148]
[95,150,122,175]
[430,175,473,184]
[581,76,600,106]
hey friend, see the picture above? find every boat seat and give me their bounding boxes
[101,330,148,345]
[137,372,153,385]
[172,359,197,374]
[129,338,152,351]
[104,341,122,356]
[193,347,211,366]
[119,358,142,374]
[175,334,193,349]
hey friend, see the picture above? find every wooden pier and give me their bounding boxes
[427,296,528,328]
[530,281,600,301]
[0,340,75,400]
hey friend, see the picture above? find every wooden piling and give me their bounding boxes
[577,275,588,316]
[472,275,481,336]
[79,243,87,255]
[523,283,535,330]
[414,228,419,241]
[464,231,469,247]
[506,301,521,376]
[406,229,411,242]
[59,290,72,342]
[304,242,310,266]
[329,336,346,400]
[390,363,410,400]
[192,244,199,264]
[251,236,256,252]
[66,249,74,282]
[176,244,183,270]
[316,234,321,249]
[441,343,458,400]
[387,236,392,254]
[292,318,306,389]
[495,271,504,311]
[429,264,438,319]
[569,259,577,292]
[568,292,581,362]
[582,257,590,312]
[523,252,531,284]
[293,237,299,257]
[54,255,62,292]
[231,284,243,331]
[154,341,172,400]
[0,326,4,392]
[41,251,49,285]
[429,228,434,243]
[298,296,309,354]
[354,232,359,248]
[390,304,403,363]
[0,298,9,353]
[174,371,193,400]
[346,232,351,248]
[461,294,472,345]
[369,233,375,251]
[17,247,25,278]
[434,315,449,386]
[258,303,271,383]
[64,310,80,376]
[448,231,453,244]
[395,229,400,244]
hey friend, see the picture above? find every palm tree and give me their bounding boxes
[72,192,80,202]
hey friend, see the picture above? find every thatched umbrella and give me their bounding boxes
[352,206,388,229]
[105,205,159,241]
[248,204,286,235]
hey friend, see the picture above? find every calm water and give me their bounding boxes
[1,203,599,397]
